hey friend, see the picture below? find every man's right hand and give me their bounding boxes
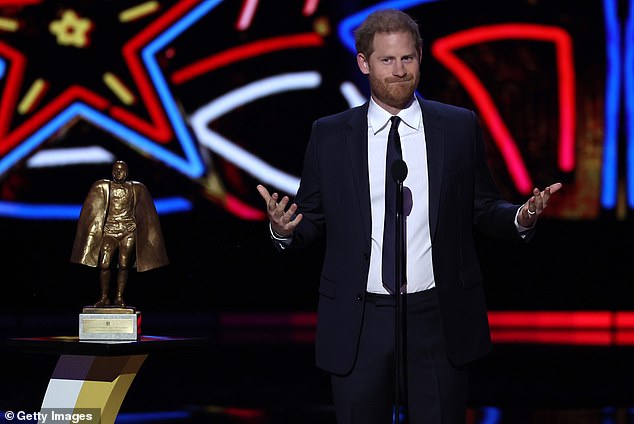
[256,185,303,237]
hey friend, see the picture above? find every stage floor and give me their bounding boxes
[2,312,634,424]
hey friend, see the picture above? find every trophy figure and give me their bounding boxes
[71,160,168,332]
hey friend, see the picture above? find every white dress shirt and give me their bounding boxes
[366,98,435,294]
[270,98,531,292]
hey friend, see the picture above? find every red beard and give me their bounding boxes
[369,74,418,110]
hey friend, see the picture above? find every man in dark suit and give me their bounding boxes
[257,8,560,424]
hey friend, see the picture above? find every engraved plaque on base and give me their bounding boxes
[79,307,141,341]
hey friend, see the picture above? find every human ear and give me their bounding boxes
[356,53,370,75]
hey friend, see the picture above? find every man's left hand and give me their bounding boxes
[518,182,563,227]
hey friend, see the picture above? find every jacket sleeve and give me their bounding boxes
[470,111,525,241]
[290,120,326,248]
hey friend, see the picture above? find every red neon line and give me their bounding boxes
[0,43,25,142]
[432,33,531,193]
[615,312,634,328]
[498,330,634,346]
[491,330,613,346]
[0,0,41,4]
[109,104,171,142]
[432,24,576,193]
[171,33,324,85]
[225,193,265,220]
[488,311,613,329]
[224,407,266,419]
[290,312,318,327]
[490,311,634,346]
[115,0,203,143]
[0,0,192,151]
[556,31,576,172]
[615,331,634,345]
[217,311,634,346]
[303,0,320,16]
[170,32,323,222]
[236,0,259,31]
[0,86,109,155]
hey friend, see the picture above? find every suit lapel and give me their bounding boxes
[344,99,444,244]
[345,103,372,246]
[420,98,443,239]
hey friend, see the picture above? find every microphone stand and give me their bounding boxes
[391,160,408,424]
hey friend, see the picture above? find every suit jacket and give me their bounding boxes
[290,97,525,375]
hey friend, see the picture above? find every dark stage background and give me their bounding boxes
[0,0,631,319]
[5,1,634,422]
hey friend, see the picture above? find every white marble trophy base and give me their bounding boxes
[79,307,140,341]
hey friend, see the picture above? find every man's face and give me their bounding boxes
[356,31,421,114]
[112,163,128,182]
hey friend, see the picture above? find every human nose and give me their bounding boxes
[392,60,406,77]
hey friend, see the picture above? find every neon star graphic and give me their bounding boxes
[0,0,221,178]
[49,9,93,48]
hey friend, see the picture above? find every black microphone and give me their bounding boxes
[391,159,408,183]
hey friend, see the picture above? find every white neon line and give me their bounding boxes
[340,81,367,108]
[26,146,116,167]
[192,71,321,121]
[303,0,319,16]
[236,0,258,30]
[191,71,322,194]
[200,131,300,194]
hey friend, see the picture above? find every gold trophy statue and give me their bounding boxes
[71,161,168,339]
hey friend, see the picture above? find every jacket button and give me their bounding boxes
[363,253,370,262]
[356,294,363,302]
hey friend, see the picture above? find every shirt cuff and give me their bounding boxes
[514,205,534,236]
[269,223,292,249]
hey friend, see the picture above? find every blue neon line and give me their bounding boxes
[338,0,439,53]
[601,0,621,208]
[626,0,634,207]
[0,197,192,220]
[0,0,218,179]
[0,104,86,176]
[479,407,502,424]
[76,104,198,176]
[140,0,223,179]
[0,1,225,219]
[0,101,201,178]
[115,410,192,423]
[155,196,193,214]
[0,201,81,220]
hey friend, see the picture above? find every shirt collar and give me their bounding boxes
[368,96,422,135]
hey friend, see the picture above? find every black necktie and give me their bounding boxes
[382,116,402,294]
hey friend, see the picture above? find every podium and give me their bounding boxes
[6,335,204,424]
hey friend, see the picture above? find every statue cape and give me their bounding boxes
[70,179,169,272]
